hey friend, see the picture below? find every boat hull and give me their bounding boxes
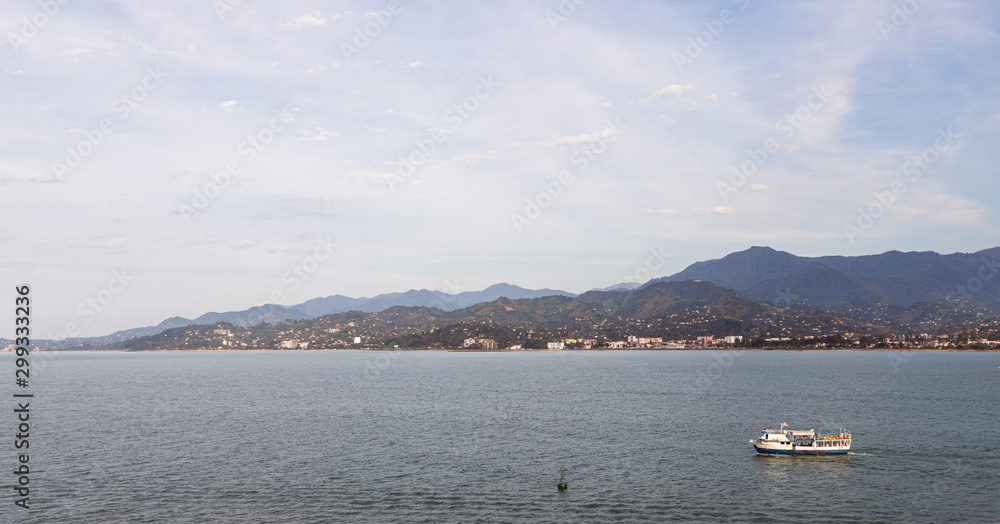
[753,445,848,455]
[751,424,852,455]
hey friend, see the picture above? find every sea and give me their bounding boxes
[3,349,998,523]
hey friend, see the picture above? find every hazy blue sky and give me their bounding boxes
[2,0,999,338]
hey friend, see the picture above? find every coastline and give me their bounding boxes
[14,347,997,353]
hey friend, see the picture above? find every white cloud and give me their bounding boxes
[696,206,735,215]
[63,48,91,61]
[516,125,624,147]
[914,194,988,226]
[644,209,676,215]
[350,170,396,189]
[125,36,158,54]
[298,127,339,141]
[641,84,698,103]
[446,151,503,167]
[281,107,302,123]
[219,100,243,113]
[403,61,424,69]
[278,14,328,30]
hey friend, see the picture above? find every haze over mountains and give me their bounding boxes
[294,283,576,317]
[34,246,1000,348]
[60,283,580,346]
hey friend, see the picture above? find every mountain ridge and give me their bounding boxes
[34,246,1000,349]
[37,283,577,348]
[648,246,1000,314]
[110,279,997,351]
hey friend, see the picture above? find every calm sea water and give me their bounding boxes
[3,350,998,522]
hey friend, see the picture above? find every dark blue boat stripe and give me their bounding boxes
[753,446,848,455]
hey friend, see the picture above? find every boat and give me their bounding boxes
[750,422,851,455]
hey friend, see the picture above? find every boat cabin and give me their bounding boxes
[752,423,852,454]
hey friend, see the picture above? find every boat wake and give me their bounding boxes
[847,452,877,457]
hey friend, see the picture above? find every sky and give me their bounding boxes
[2,0,999,338]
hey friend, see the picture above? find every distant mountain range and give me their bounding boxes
[113,280,868,351]
[649,246,1000,314]
[294,282,576,316]
[35,246,1000,349]
[117,275,1000,351]
[37,283,578,348]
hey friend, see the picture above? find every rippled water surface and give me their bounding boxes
[5,350,999,522]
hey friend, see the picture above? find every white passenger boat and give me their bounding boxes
[750,422,851,455]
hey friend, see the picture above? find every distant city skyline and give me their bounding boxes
[2,1,998,338]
